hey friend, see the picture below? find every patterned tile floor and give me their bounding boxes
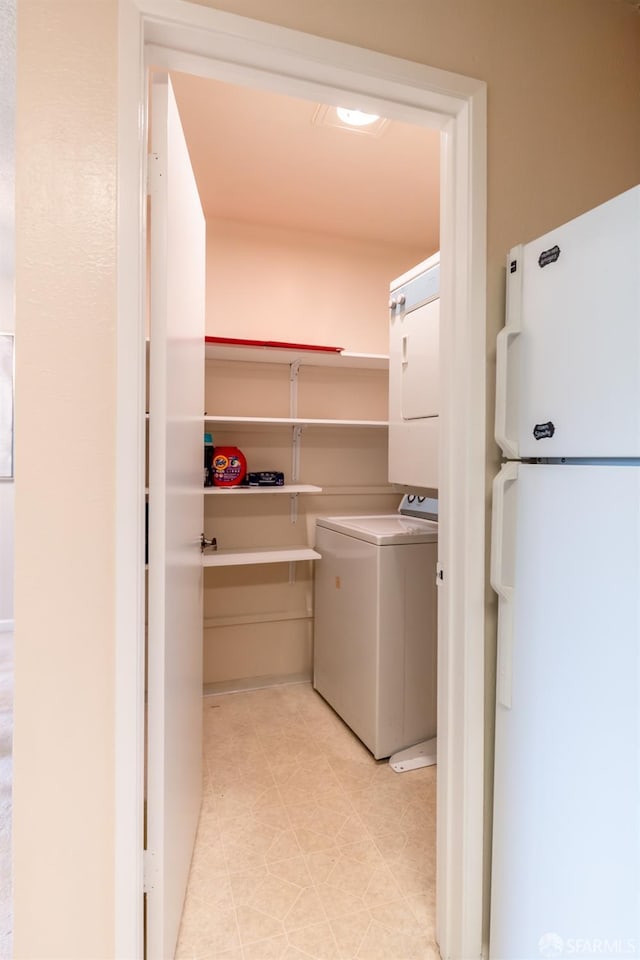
[177,683,438,960]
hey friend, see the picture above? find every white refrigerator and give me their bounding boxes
[490,185,640,960]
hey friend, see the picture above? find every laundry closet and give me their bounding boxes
[168,71,441,697]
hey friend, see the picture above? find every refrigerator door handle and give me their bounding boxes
[495,245,523,459]
[491,461,519,708]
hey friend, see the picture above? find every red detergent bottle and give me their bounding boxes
[212,446,247,487]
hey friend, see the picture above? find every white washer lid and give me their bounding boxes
[316,514,438,545]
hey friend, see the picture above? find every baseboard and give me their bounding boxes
[0,619,14,633]
[203,671,311,697]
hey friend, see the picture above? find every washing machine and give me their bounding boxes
[313,497,438,761]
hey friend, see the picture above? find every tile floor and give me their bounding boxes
[176,683,439,960]
[0,630,12,960]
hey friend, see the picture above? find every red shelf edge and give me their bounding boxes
[205,336,343,354]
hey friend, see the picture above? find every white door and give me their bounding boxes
[490,461,640,958]
[397,300,439,421]
[497,185,640,459]
[147,73,206,960]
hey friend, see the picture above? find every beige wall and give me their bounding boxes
[206,218,429,351]
[13,0,640,956]
[0,281,14,627]
[204,220,424,689]
[0,0,15,627]
[204,358,396,688]
[14,1,117,957]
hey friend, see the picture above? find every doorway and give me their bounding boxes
[169,70,439,695]
[158,71,442,956]
[116,5,487,958]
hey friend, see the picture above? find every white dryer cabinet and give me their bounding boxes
[388,253,440,491]
[313,513,438,759]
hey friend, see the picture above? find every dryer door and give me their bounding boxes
[399,298,439,420]
[389,262,440,490]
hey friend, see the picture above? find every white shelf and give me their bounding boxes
[205,342,388,370]
[205,484,322,495]
[202,340,388,573]
[315,484,396,496]
[339,352,389,369]
[203,546,321,567]
[203,609,312,629]
[205,415,387,428]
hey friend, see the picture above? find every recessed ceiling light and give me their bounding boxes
[336,107,380,127]
[311,104,390,137]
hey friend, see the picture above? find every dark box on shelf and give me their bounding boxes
[246,471,285,486]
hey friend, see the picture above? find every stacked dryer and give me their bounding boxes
[314,256,441,767]
[388,253,440,492]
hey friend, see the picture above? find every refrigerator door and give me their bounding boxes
[497,185,640,458]
[491,462,640,959]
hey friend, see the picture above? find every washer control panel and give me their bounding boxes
[398,494,438,521]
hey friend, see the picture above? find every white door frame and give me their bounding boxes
[116,2,487,958]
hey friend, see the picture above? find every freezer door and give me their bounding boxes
[497,185,640,458]
[491,462,640,959]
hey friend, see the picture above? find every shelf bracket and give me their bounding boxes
[289,360,301,419]
[289,361,303,580]
[290,362,303,533]
[291,424,303,489]
[290,490,299,525]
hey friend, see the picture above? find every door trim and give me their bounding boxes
[116,3,487,957]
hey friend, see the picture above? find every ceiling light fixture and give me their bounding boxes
[311,104,390,137]
[336,107,380,127]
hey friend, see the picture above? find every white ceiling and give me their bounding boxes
[170,72,441,251]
